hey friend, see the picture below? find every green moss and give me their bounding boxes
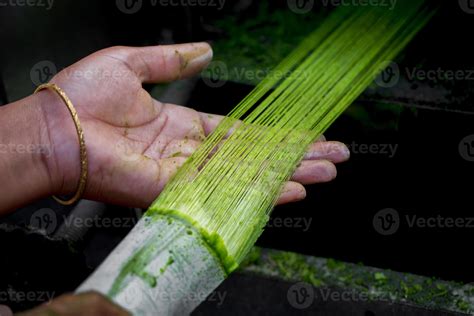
[270,252,323,287]
[374,272,388,285]
[204,3,327,85]
[136,270,157,288]
[431,283,449,298]
[239,247,262,268]
[108,241,162,297]
[327,258,346,271]
[456,299,471,312]
[400,281,423,298]
[108,215,226,298]
[146,209,236,274]
[159,256,175,275]
[241,249,474,314]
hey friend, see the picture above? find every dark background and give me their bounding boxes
[1,0,474,312]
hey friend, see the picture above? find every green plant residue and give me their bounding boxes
[241,248,474,314]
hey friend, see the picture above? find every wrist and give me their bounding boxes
[0,94,58,212]
[35,88,81,197]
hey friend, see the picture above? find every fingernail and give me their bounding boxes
[323,162,337,181]
[296,187,306,201]
[177,42,213,72]
[342,145,351,160]
[330,142,350,159]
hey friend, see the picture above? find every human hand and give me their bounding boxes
[36,43,349,208]
[16,292,129,316]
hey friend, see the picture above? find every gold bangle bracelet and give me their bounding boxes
[34,83,88,206]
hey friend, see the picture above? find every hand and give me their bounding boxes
[37,43,349,208]
[17,292,130,316]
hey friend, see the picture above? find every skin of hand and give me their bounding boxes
[1,43,349,313]
[16,292,130,316]
[0,42,349,213]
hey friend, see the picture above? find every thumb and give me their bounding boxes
[103,42,213,83]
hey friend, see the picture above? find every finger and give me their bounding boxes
[276,181,306,205]
[291,160,337,184]
[199,112,225,136]
[20,292,130,316]
[75,292,130,316]
[199,113,330,145]
[304,141,350,163]
[105,42,213,83]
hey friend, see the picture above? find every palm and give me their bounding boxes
[43,43,349,208]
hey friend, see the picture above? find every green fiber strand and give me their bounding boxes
[147,3,435,274]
